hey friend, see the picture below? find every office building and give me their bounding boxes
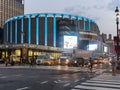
[0,0,24,27]
[1,13,109,61]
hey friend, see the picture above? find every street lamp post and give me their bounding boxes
[115,6,119,61]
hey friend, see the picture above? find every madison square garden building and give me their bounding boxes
[1,13,109,61]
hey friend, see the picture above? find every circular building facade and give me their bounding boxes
[2,13,103,61]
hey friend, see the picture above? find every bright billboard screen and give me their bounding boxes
[104,46,107,52]
[64,36,77,49]
[88,44,97,51]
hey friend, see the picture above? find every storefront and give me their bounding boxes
[0,44,62,63]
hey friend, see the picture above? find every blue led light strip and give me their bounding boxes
[28,16,31,44]
[53,16,56,47]
[84,18,86,31]
[36,16,39,45]
[45,15,48,46]
[89,20,91,31]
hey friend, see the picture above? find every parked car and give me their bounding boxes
[9,55,20,65]
[68,57,85,67]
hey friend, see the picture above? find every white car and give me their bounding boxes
[36,54,53,65]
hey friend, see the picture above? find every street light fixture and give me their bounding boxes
[115,6,119,61]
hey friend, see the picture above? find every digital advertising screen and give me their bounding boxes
[64,36,77,49]
[104,46,107,52]
[88,44,97,51]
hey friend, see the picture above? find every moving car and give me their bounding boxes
[68,57,85,67]
[36,54,54,65]
[59,56,70,65]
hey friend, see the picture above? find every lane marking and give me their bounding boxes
[64,83,70,87]
[54,81,58,83]
[86,80,120,84]
[74,79,79,83]
[81,82,120,88]
[70,89,80,90]
[40,81,48,84]
[0,76,7,78]
[16,87,29,90]
[75,85,120,90]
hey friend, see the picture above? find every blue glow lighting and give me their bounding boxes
[28,16,31,44]
[53,16,56,47]
[84,18,86,31]
[45,15,48,46]
[4,13,98,46]
[36,16,39,45]
[88,20,91,31]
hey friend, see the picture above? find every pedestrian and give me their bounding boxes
[5,57,9,67]
[110,57,117,76]
[89,57,93,72]
[30,57,34,67]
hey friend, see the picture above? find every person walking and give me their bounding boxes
[89,57,93,73]
[5,57,9,67]
[110,56,117,76]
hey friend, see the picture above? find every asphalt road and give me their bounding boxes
[0,64,106,90]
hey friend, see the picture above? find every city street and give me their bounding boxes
[0,62,108,90]
[0,0,120,90]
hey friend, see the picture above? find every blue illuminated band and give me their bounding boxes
[15,20,18,43]
[36,16,39,45]
[4,13,99,46]
[53,15,56,47]
[45,15,48,46]
[88,20,91,31]
[28,16,31,44]
[84,18,86,31]
[77,20,80,31]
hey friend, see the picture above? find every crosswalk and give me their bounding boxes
[71,73,120,90]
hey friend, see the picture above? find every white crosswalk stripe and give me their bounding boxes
[71,73,120,90]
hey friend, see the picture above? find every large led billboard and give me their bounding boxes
[104,46,107,52]
[64,36,77,49]
[88,44,97,51]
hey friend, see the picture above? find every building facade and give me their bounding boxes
[1,13,109,62]
[0,0,24,28]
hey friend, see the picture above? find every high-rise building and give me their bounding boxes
[0,0,24,28]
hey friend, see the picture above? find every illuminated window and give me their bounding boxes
[15,49,21,56]
[28,50,33,56]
